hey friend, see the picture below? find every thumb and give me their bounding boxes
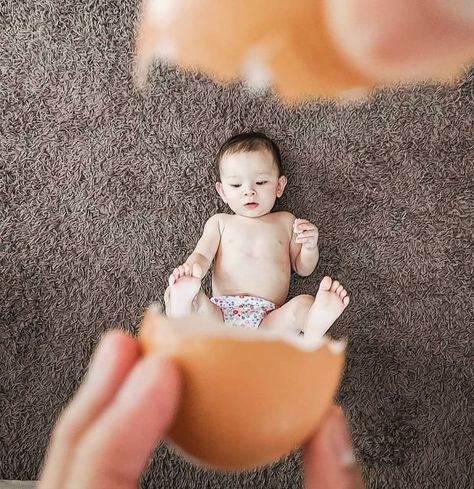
[65,355,181,489]
[304,405,365,489]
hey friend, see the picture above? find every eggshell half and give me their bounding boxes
[134,0,375,101]
[139,306,346,471]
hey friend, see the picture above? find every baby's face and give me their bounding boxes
[215,150,287,217]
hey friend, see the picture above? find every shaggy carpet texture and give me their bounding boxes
[1,1,473,488]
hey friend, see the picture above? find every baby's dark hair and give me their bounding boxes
[215,132,283,180]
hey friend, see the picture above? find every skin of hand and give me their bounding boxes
[327,0,474,84]
[37,331,181,489]
[294,218,319,250]
[38,330,365,489]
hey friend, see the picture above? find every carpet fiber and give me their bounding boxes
[1,1,473,487]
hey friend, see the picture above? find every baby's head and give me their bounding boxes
[215,132,288,217]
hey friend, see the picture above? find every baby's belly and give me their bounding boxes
[211,258,291,306]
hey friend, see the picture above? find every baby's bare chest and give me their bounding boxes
[220,221,290,260]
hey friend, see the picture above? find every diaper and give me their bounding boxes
[210,295,277,329]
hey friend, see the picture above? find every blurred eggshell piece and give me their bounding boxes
[134,0,376,101]
[139,306,346,471]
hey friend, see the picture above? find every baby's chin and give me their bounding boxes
[234,207,271,218]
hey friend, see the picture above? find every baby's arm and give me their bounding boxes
[289,216,319,277]
[183,214,222,277]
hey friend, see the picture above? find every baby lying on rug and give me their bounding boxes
[165,132,349,341]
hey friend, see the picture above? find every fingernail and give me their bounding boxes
[340,449,357,467]
[84,332,119,386]
[149,302,162,315]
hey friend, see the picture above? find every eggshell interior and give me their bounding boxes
[139,306,346,471]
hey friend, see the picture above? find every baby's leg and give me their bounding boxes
[193,290,224,325]
[259,276,350,341]
[259,295,314,335]
[164,264,223,324]
[303,276,350,342]
[164,263,203,317]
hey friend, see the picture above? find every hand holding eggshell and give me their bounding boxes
[135,0,474,102]
[38,322,364,488]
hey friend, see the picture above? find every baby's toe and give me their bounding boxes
[331,280,340,292]
[336,284,344,295]
[343,296,350,306]
[319,276,333,291]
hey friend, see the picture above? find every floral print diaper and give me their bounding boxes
[210,295,277,328]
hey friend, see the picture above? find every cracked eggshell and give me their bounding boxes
[139,306,346,471]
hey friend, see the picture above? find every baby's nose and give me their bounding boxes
[244,186,256,195]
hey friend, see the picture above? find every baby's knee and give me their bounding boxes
[288,294,314,324]
[294,294,314,310]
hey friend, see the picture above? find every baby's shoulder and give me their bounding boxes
[212,213,233,225]
[273,211,296,226]
[206,213,231,234]
[271,211,296,238]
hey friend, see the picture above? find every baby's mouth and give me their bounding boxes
[245,202,259,208]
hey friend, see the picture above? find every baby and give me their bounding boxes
[164,132,349,341]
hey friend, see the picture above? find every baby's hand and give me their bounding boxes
[293,218,319,250]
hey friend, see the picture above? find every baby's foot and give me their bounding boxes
[304,276,350,343]
[164,263,203,317]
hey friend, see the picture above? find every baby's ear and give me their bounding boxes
[276,175,288,197]
[215,181,227,203]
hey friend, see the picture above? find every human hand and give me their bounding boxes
[304,405,366,489]
[327,0,474,85]
[38,330,364,488]
[38,331,181,489]
[294,218,319,250]
[135,0,474,101]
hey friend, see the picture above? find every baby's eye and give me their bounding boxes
[230,184,241,188]
[256,181,268,185]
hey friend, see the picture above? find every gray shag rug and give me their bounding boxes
[1,1,473,487]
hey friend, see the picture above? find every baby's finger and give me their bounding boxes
[65,355,181,489]
[38,332,142,489]
[296,223,316,232]
[296,230,318,239]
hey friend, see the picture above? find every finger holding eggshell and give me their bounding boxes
[139,305,347,471]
